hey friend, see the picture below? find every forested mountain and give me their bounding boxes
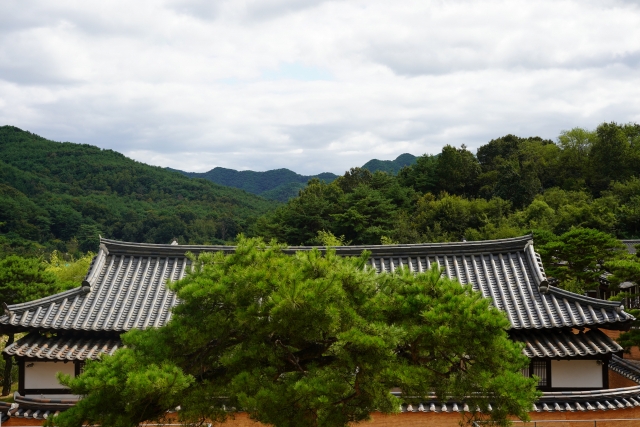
[0,126,277,255]
[256,122,640,247]
[173,167,338,202]
[361,153,417,174]
[173,153,417,201]
[4,121,639,267]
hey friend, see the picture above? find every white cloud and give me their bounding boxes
[0,0,639,174]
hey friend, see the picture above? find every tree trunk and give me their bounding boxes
[2,333,14,396]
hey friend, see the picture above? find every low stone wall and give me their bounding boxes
[5,403,640,427]
[5,409,640,427]
[517,407,640,427]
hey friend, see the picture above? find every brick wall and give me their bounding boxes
[609,369,639,389]
[602,329,640,360]
[519,407,640,427]
[3,418,47,426]
[185,408,640,427]
[6,408,640,427]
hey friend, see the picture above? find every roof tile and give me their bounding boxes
[4,333,120,361]
[0,235,632,332]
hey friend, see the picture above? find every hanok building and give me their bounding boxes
[2,235,640,425]
[622,239,640,255]
[597,239,640,307]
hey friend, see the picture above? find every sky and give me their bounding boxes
[1,0,640,175]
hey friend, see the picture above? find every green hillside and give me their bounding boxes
[0,126,277,255]
[361,153,417,174]
[259,181,308,201]
[256,122,640,248]
[176,167,339,202]
[174,153,417,201]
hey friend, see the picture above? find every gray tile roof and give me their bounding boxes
[610,354,640,384]
[5,356,640,419]
[4,333,121,361]
[622,239,640,254]
[510,328,622,358]
[0,235,632,333]
[8,384,640,420]
[0,252,186,332]
[7,393,78,419]
[396,384,640,413]
[8,407,61,420]
[533,385,640,412]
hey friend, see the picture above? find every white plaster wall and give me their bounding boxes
[551,359,602,388]
[24,361,74,389]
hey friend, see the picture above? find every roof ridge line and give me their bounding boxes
[4,286,87,313]
[548,286,624,309]
[100,234,535,257]
[541,384,640,397]
[612,354,640,370]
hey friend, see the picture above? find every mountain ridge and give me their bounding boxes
[173,153,417,201]
[0,126,276,253]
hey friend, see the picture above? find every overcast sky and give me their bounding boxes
[1,0,640,175]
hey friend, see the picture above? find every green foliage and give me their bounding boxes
[605,255,640,352]
[555,127,596,190]
[0,255,59,305]
[537,229,624,292]
[435,145,481,197]
[361,153,417,175]
[398,154,438,194]
[413,193,513,242]
[176,154,416,202]
[477,135,558,207]
[52,237,537,427]
[55,330,195,427]
[615,323,640,354]
[588,122,640,194]
[380,236,398,245]
[260,181,308,202]
[176,167,338,201]
[44,251,95,291]
[257,121,640,249]
[314,230,351,246]
[258,170,415,245]
[257,178,344,245]
[0,126,277,254]
[605,258,640,287]
[0,335,18,386]
[0,253,71,395]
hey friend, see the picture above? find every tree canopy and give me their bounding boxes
[0,255,59,307]
[0,255,63,394]
[177,167,339,203]
[607,247,640,352]
[258,122,640,250]
[174,154,416,202]
[51,237,537,427]
[536,228,625,293]
[0,126,277,256]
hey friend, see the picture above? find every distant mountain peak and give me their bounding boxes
[361,153,417,175]
[173,153,418,202]
[175,167,338,202]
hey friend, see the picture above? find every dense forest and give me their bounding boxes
[174,167,338,202]
[173,153,417,202]
[361,153,417,175]
[256,122,640,246]
[0,126,277,256]
[2,122,639,293]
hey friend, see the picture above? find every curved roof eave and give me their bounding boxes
[0,235,633,333]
